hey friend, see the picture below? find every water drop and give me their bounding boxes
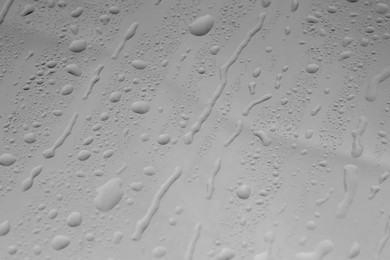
[189,15,215,36]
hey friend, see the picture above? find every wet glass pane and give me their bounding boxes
[0,0,390,259]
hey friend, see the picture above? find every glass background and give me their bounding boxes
[0,0,390,259]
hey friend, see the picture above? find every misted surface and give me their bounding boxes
[0,0,390,259]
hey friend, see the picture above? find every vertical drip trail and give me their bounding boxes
[206,158,222,200]
[335,165,358,219]
[223,120,243,147]
[366,66,390,102]
[241,93,272,116]
[42,113,79,159]
[132,167,182,241]
[184,223,202,260]
[111,22,139,59]
[350,116,368,158]
[183,13,267,144]
[82,64,104,100]
[0,0,15,25]
[374,214,390,260]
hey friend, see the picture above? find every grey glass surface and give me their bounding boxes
[0,0,390,259]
